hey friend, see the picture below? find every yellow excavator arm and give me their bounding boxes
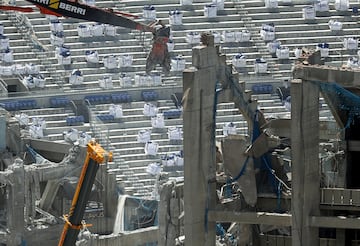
[58,140,112,246]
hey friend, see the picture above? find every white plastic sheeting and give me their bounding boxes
[119,73,132,87]
[162,152,183,167]
[134,74,151,87]
[145,141,159,156]
[265,0,278,9]
[15,113,29,126]
[180,0,192,5]
[143,103,158,117]
[103,55,118,69]
[91,23,104,37]
[167,39,175,52]
[57,52,71,65]
[99,75,113,89]
[23,75,45,88]
[109,104,123,118]
[328,20,342,31]
[222,31,236,43]
[146,162,162,175]
[12,64,27,75]
[232,53,247,68]
[235,30,251,42]
[1,49,13,63]
[29,125,44,139]
[276,46,290,59]
[104,24,117,36]
[151,113,165,129]
[0,35,9,50]
[204,4,217,18]
[63,128,79,143]
[69,69,84,85]
[84,0,95,6]
[213,0,224,10]
[211,31,221,43]
[137,129,151,143]
[0,66,12,76]
[314,0,329,12]
[343,37,358,50]
[77,24,92,38]
[317,43,329,57]
[254,58,268,74]
[143,5,156,20]
[85,50,99,64]
[303,6,316,20]
[260,24,275,41]
[29,118,46,139]
[32,117,47,130]
[169,10,183,25]
[118,54,133,67]
[50,20,63,33]
[186,32,201,44]
[294,48,302,59]
[50,32,65,46]
[171,55,186,72]
[63,128,92,146]
[167,126,183,140]
[335,0,348,11]
[347,57,359,68]
[25,63,40,74]
[222,122,237,137]
[267,39,281,54]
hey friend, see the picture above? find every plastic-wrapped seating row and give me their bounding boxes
[163,109,182,119]
[111,92,132,103]
[66,115,85,126]
[50,97,70,107]
[141,90,159,101]
[251,84,273,94]
[0,99,37,111]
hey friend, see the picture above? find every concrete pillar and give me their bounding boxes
[291,79,320,246]
[7,159,25,246]
[0,116,6,151]
[39,180,60,211]
[183,35,217,246]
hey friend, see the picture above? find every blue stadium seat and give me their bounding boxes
[1,100,37,111]
[163,109,182,119]
[141,90,159,101]
[111,92,132,103]
[97,114,115,121]
[18,99,37,109]
[66,115,84,126]
[251,84,273,94]
[0,101,16,111]
[84,94,111,104]
[50,97,70,107]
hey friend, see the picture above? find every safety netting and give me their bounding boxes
[317,81,360,128]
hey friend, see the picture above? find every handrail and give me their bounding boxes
[0,78,8,97]
[69,100,78,115]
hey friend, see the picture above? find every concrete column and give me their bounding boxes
[183,36,217,246]
[7,159,25,246]
[0,116,6,151]
[291,79,320,246]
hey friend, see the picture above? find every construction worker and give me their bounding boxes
[146,20,171,75]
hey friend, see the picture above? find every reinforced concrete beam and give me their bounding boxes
[293,64,360,87]
[310,216,360,229]
[208,211,292,227]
